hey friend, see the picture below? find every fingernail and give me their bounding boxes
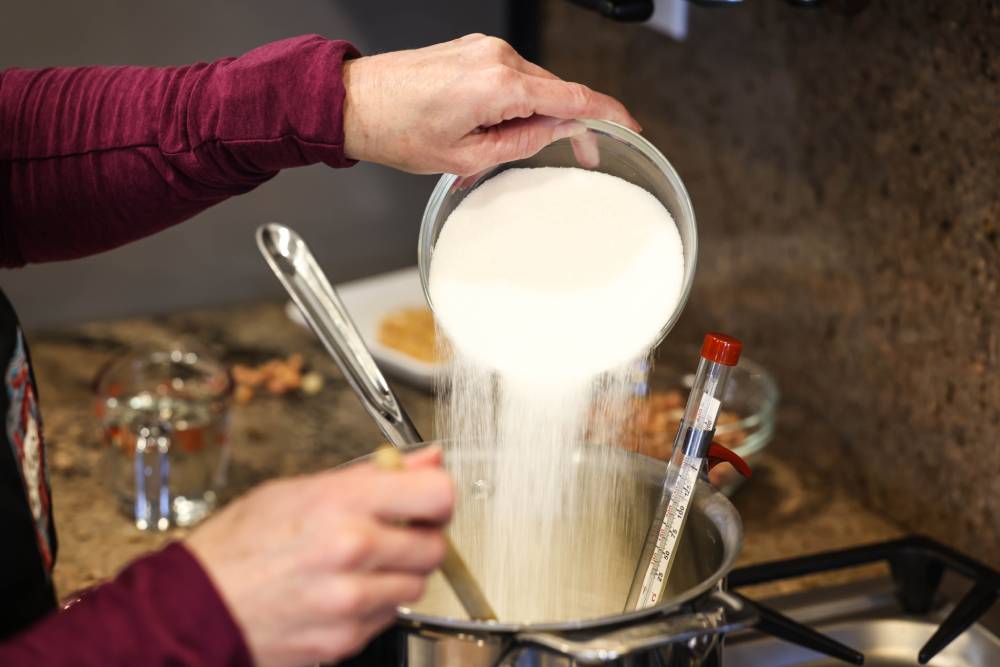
[553,120,587,142]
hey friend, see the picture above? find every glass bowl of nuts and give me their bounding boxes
[626,347,779,495]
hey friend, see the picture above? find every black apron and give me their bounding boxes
[0,288,57,638]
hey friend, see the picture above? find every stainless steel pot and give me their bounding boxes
[345,444,753,666]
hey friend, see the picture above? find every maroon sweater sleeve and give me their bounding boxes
[0,34,358,267]
[0,542,253,666]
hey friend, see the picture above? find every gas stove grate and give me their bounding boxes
[725,535,1000,665]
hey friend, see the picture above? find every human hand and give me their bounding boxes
[342,33,640,175]
[185,446,453,667]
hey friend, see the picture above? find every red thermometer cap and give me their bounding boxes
[700,332,743,367]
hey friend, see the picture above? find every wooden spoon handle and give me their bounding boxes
[373,446,497,621]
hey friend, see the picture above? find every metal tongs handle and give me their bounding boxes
[257,223,422,447]
[256,223,496,621]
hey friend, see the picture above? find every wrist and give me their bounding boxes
[342,57,374,162]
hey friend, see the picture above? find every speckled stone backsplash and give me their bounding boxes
[540,1,999,565]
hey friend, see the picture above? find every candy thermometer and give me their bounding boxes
[625,333,743,610]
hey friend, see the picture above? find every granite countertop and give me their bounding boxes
[30,302,902,600]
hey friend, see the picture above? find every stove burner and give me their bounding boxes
[725,535,1000,665]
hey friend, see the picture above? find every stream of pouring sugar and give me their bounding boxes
[430,167,684,622]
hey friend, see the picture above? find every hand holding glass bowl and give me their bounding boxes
[418,119,699,359]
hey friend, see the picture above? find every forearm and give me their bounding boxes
[0,35,357,267]
[0,543,252,666]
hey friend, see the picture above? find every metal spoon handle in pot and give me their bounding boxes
[257,223,421,447]
[256,223,497,622]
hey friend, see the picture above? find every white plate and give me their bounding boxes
[285,267,444,390]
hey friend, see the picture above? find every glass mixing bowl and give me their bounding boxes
[635,347,780,495]
[417,119,698,350]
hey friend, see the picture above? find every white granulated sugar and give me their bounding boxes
[430,167,684,382]
[428,167,685,623]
